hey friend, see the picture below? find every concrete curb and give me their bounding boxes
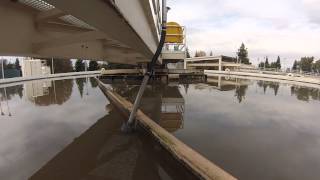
[98,80,237,180]
[0,71,100,85]
[205,70,320,86]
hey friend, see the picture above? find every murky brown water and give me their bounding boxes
[2,75,320,180]
[0,77,193,180]
[102,75,320,180]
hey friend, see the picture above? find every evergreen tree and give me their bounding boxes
[75,59,85,72]
[270,62,277,69]
[209,51,213,56]
[292,60,298,70]
[194,50,206,57]
[89,60,99,71]
[45,59,73,73]
[186,47,191,58]
[237,43,250,64]
[265,57,270,68]
[276,56,281,69]
[15,58,21,70]
[194,50,199,57]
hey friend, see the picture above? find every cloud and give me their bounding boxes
[168,0,320,67]
[302,0,320,24]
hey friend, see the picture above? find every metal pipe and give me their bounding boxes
[127,0,168,126]
[51,57,55,74]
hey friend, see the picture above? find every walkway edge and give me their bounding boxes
[0,71,100,85]
[205,70,320,85]
[98,80,237,180]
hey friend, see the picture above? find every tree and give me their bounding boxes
[300,57,314,72]
[313,60,320,73]
[89,60,99,71]
[75,59,85,72]
[265,57,270,68]
[258,62,265,68]
[270,62,277,69]
[292,60,298,70]
[209,51,213,56]
[45,59,73,73]
[186,47,191,58]
[194,50,206,57]
[237,43,250,64]
[15,58,21,70]
[276,56,281,69]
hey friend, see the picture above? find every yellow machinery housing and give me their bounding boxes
[165,22,184,43]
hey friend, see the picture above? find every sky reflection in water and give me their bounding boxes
[0,75,320,180]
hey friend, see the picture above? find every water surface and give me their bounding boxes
[106,75,320,180]
[0,77,192,180]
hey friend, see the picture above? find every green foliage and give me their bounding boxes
[276,56,281,69]
[45,58,73,73]
[15,58,21,70]
[263,56,281,69]
[265,57,269,68]
[270,62,277,68]
[75,59,85,72]
[291,57,320,72]
[89,60,99,71]
[258,62,265,68]
[299,57,314,72]
[237,43,250,64]
[313,60,320,73]
[186,48,191,58]
[194,50,206,57]
[292,60,298,70]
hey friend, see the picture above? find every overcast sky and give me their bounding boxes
[168,0,320,67]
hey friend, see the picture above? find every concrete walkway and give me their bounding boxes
[205,70,320,86]
[0,71,100,85]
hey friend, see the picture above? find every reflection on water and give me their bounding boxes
[101,75,320,180]
[25,80,73,106]
[1,75,320,180]
[109,82,185,132]
[0,77,193,180]
[29,108,194,180]
[257,80,280,95]
[291,86,320,102]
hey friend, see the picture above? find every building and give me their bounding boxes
[22,58,51,77]
[25,81,52,102]
[184,55,256,71]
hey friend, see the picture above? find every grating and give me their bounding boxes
[19,0,55,11]
[60,15,96,30]
[18,0,96,30]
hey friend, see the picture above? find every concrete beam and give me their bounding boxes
[36,22,91,33]
[36,8,65,22]
[33,31,106,51]
[45,0,156,59]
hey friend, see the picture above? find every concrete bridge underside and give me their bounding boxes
[0,0,163,64]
